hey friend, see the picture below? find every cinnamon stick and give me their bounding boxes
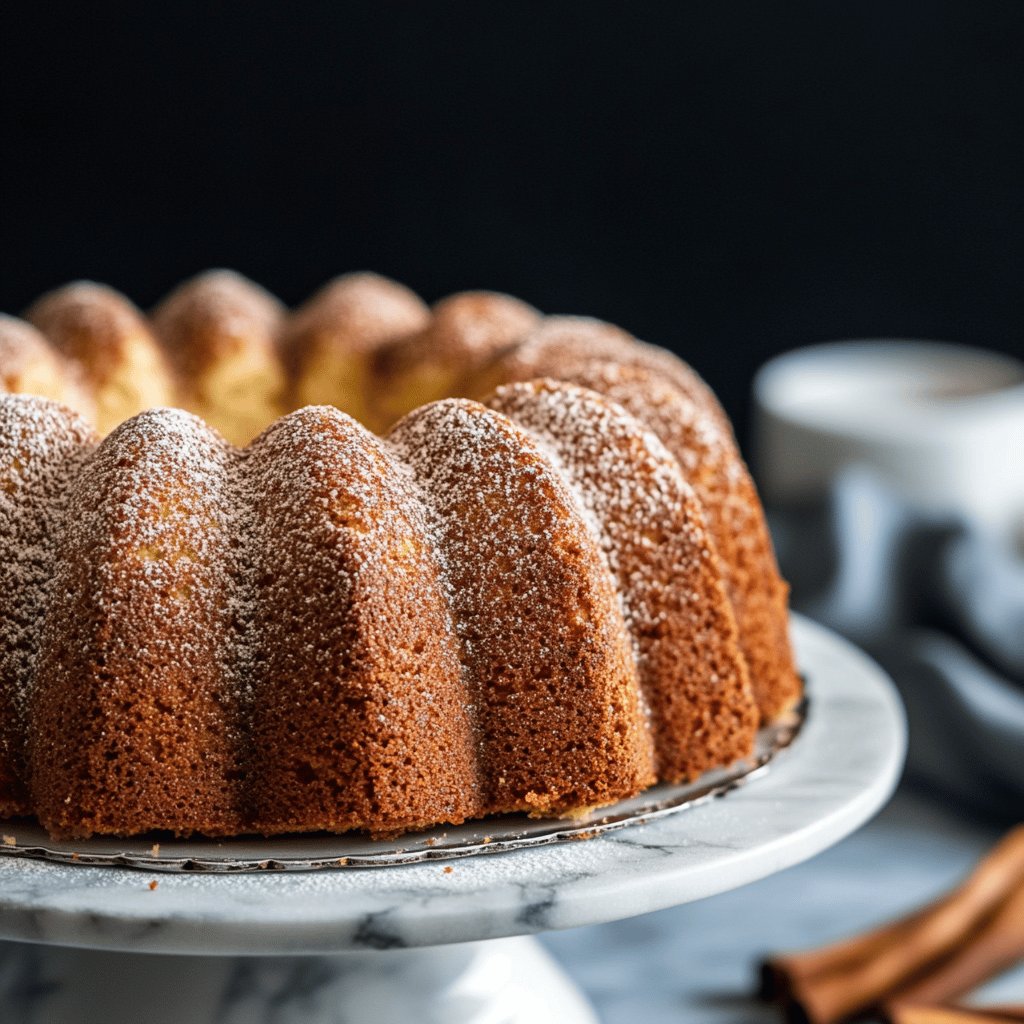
[888,881,1024,1006]
[761,826,1024,1024]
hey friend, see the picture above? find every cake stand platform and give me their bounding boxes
[0,615,905,1023]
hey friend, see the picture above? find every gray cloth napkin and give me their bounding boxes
[769,469,1024,819]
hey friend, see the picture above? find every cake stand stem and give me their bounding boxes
[0,934,597,1024]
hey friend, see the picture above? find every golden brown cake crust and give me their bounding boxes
[383,290,540,370]
[284,272,430,431]
[473,315,733,434]
[151,269,285,381]
[479,334,801,720]
[372,291,540,429]
[389,399,655,815]
[29,409,247,838]
[25,282,175,436]
[244,406,481,838]
[488,380,759,780]
[26,282,165,385]
[150,270,288,445]
[0,315,68,394]
[0,398,96,819]
[284,272,430,368]
[0,315,94,420]
[565,362,800,720]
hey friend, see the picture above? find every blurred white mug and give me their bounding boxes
[752,341,1024,544]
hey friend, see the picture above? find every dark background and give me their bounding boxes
[4,1,1023,437]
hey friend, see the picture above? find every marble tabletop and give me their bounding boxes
[543,787,1020,1023]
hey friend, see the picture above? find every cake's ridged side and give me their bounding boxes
[388,398,655,817]
[489,380,759,781]
[479,329,801,721]
[373,292,540,430]
[243,406,480,837]
[151,270,288,446]
[0,397,96,818]
[283,273,431,433]
[474,319,800,720]
[28,409,245,838]
[565,362,800,721]
[25,283,176,437]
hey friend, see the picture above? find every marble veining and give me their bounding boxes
[0,937,598,1024]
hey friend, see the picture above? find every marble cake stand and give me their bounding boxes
[0,615,905,1023]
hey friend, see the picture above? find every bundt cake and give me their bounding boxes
[0,271,800,840]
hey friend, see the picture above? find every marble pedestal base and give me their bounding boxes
[0,936,596,1024]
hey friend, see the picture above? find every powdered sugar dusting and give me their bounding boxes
[488,380,757,780]
[526,357,798,717]
[488,380,705,630]
[26,407,247,835]
[557,359,730,476]
[388,398,654,814]
[0,397,96,810]
[234,405,479,836]
[493,316,732,431]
